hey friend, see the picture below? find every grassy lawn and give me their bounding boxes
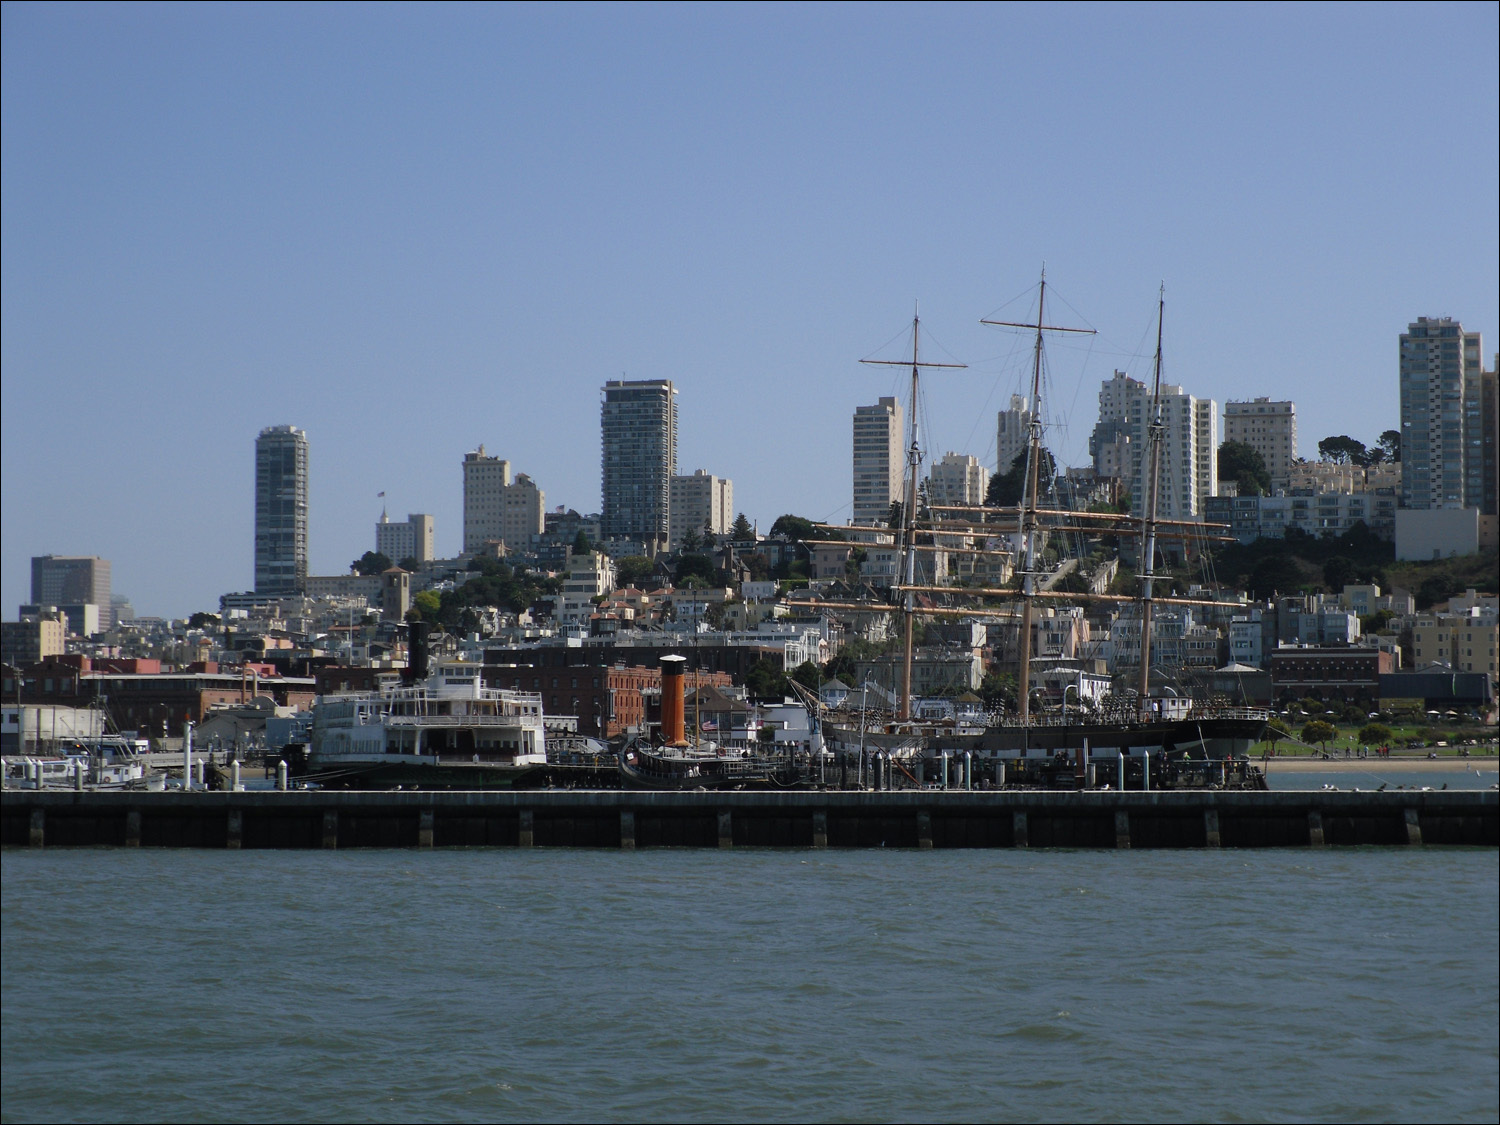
[1255,720,1498,757]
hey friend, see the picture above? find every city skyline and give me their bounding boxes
[3,5,1496,616]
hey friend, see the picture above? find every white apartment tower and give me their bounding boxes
[1224,398,1297,489]
[601,379,678,543]
[996,394,1034,476]
[376,513,435,565]
[853,396,904,525]
[463,447,545,552]
[463,446,511,553]
[1399,317,1485,510]
[670,470,733,548]
[254,425,309,595]
[1089,371,1217,520]
[928,452,986,508]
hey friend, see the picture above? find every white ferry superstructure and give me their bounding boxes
[310,660,547,769]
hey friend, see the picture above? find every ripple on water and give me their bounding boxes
[2,847,1496,1124]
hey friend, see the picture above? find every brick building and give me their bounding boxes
[1269,646,1394,704]
[484,660,731,738]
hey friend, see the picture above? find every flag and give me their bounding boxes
[378,491,386,497]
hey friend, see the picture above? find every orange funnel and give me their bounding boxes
[660,654,688,747]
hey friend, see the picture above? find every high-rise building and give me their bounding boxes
[376,513,435,565]
[254,425,308,595]
[853,396,904,525]
[1479,360,1498,518]
[503,473,545,550]
[996,394,1033,477]
[670,470,733,548]
[601,379,677,543]
[462,445,511,553]
[30,555,111,627]
[1089,371,1217,520]
[1224,398,1297,490]
[927,452,986,508]
[1399,317,1484,510]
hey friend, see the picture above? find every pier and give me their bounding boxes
[3,789,1495,849]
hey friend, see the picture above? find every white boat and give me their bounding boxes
[305,659,548,787]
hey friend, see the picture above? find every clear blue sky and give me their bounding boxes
[4,3,1496,618]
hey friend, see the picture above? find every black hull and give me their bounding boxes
[301,760,620,791]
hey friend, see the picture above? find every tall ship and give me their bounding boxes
[797,277,1268,790]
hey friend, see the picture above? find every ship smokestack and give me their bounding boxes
[405,621,430,684]
[660,654,688,747]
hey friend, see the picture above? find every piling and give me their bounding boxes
[1204,809,1221,848]
[1404,807,1423,846]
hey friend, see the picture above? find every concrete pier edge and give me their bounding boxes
[3,789,1495,850]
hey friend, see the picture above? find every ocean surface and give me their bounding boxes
[3,847,1496,1124]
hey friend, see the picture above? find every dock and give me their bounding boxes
[3,789,1495,849]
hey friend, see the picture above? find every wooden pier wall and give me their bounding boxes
[3,790,1495,850]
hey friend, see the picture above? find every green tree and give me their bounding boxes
[1376,429,1401,464]
[1322,555,1358,593]
[1357,722,1393,747]
[1300,719,1339,753]
[978,671,1017,712]
[789,661,822,692]
[1249,554,1307,598]
[614,555,654,585]
[1317,435,1368,465]
[413,590,442,620]
[986,449,1055,507]
[1264,715,1292,754]
[886,500,904,529]
[352,550,393,576]
[680,528,703,553]
[572,530,591,556]
[745,658,789,700]
[187,611,221,630]
[1217,440,1271,496]
[769,514,821,541]
[398,556,422,573]
[674,553,717,585]
[731,512,754,540]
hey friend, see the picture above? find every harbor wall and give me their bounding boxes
[3,790,1495,849]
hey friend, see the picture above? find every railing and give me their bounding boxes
[384,715,539,727]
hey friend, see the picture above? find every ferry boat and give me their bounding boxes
[302,659,553,789]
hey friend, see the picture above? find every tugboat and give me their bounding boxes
[618,656,787,790]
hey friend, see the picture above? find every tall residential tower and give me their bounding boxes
[254,425,309,595]
[1399,317,1485,510]
[852,396,904,525]
[1089,371,1217,520]
[601,379,677,544]
[1224,398,1297,490]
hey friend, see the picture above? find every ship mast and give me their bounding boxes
[861,309,965,721]
[981,271,1094,725]
[1137,286,1166,711]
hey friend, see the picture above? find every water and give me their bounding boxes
[1265,764,1500,791]
[4,848,1496,1123]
